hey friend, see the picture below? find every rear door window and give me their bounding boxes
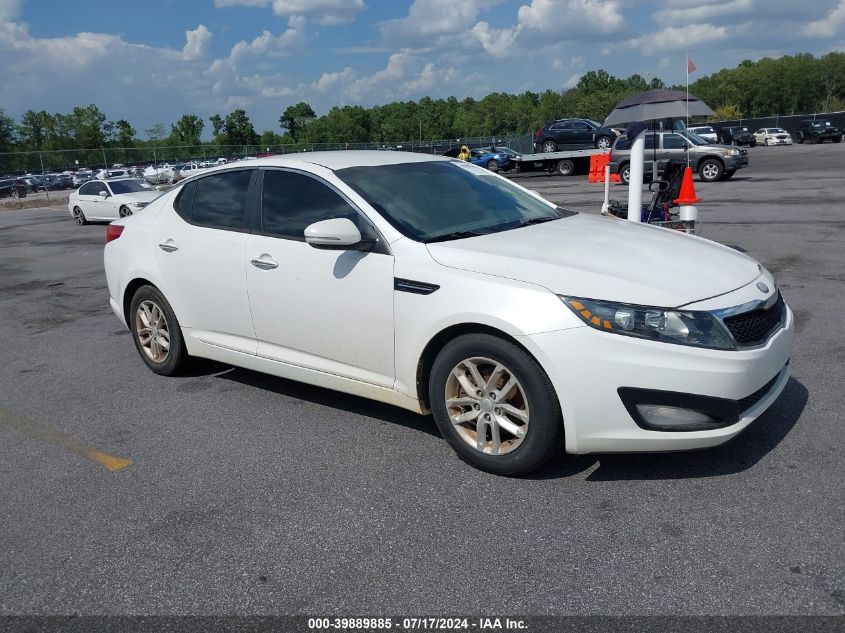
[188,169,254,230]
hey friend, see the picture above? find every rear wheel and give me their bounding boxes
[595,135,612,150]
[542,140,557,153]
[429,333,563,476]
[556,159,575,176]
[486,159,499,172]
[72,206,87,226]
[129,285,189,376]
[10,188,19,198]
[797,133,804,144]
[698,158,724,182]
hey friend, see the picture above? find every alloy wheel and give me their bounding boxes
[72,207,85,225]
[119,206,132,217]
[444,356,529,456]
[702,163,720,180]
[596,137,611,149]
[135,300,171,364]
[542,141,556,153]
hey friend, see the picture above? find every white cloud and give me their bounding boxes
[214,0,366,26]
[627,22,748,53]
[802,0,845,37]
[345,52,407,101]
[470,21,515,57]
[314,67,355,91]
[217,15,305,66]
[516,0,625,43]
[0,0,20,22]
[183,25,212,60]
[653,0,753,25]
[379,0,496,44]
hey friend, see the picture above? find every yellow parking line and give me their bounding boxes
[0,409,132,472]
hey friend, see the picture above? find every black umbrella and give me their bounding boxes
[603,89,714,127]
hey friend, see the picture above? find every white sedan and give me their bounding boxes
[753,128,793,146]
[69,178,162,224]
[103,152,794,475]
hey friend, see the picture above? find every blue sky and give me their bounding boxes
[2,0,844,139]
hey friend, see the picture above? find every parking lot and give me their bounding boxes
[1,143,843,617]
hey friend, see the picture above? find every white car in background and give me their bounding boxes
[753,128,793,146]
[69,178,162,224]
[687,125,719,142]
[103,152,793,476]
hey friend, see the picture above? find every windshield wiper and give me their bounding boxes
[423,230,489,243]
[517,216,559,227]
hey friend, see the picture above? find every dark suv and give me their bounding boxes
[718,126,756,146]
[797,119,841,144]
[0,178,29,199]
[534,118,618,152]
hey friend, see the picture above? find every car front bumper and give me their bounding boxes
[519,301,794,455]
[724,154,749,170]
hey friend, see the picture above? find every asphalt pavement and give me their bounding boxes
[0,143,843,618]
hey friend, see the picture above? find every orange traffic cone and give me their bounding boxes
[674,166,701,205]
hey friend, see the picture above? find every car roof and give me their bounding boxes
[190,150,453,172]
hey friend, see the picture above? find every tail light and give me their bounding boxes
[106,224,124,243]
[533,128,540,139]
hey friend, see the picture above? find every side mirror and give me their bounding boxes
[304,218,369,250]
[98,190,109,198]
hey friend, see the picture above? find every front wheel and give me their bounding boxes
[698,159,724,182]
[619,163,631,184]
[595,135,612,150]
[129,285,190,376]
[10,188,19,198]
[834,137,841,143]
[429,333,563,476]
[542,140,557,153]
[486,159,499,172]
[797,133,804,144]
[119,205,133,217]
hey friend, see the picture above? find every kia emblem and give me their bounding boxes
[757,282,770,293]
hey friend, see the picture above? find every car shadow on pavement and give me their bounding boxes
[535,377,808,481]
[216,366,442,438]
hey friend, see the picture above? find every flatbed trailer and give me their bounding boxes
[515,148,606,176]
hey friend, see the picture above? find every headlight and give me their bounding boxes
[725,148,740,156]
[560,296,735,350]
[129,201,148,208]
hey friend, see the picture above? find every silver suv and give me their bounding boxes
[609,131,749,183]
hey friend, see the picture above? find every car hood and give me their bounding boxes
[426,213,761,307]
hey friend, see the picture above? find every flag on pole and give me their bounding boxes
[687,55,696,74]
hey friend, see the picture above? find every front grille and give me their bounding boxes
[737,371,782,415]
[723,292,785,347]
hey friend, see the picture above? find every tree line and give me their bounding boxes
[1,52,842,157]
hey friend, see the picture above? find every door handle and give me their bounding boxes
[250,256,278,270]
[158,241,179,253]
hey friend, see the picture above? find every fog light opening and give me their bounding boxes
[636,404,715,428]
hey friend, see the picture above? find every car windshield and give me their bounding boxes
[767,128,784,133]
[586,120,601,129]
[680,131,708,146]
[812,121,831,127]
[108,179,154,194]
[336,160,574,242]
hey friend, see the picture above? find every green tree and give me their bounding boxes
[67,105,107,147]
[17,110,50,150]
[222,109,258,146]
[259,129,285,148]
[170,114,204,145]
[279,102,316,141]
[0,109,14,151]
[144,123,167,141]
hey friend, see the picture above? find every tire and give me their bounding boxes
[797,133,804,144]
[119,205,133,217]
[486,159,499,172]
[129,285,189,376]
[619,163,631,185]
[834,137,841,143]
[722,169,736,180]
[542,140,557,153]
[556,159,575,176]
[698,158,724,182]
[749,140,756,147]
[10,188,19,199]
[72,206,88,226]
[595,135,612,150]
[428,333,563,476]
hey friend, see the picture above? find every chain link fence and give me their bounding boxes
[0,134,535,175]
